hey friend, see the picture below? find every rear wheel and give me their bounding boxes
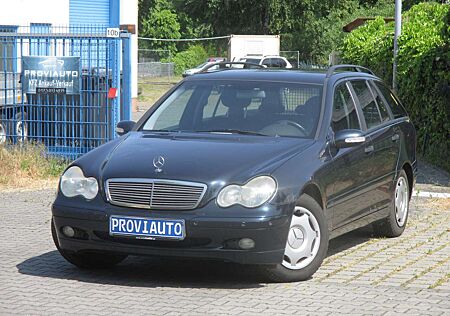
[373,169,410,237]
[51,219,127,269]
[260,194,329,282]
[15,112,28,143]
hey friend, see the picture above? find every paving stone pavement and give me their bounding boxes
[0,189,449,315]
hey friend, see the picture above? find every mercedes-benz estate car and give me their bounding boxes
[51,64,416,282]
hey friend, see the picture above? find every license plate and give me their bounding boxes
[109,215,185,240]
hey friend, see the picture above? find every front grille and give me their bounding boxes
[106,179,207,210]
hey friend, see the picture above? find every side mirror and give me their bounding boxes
[115,120,135,136]
[334,129,366,149]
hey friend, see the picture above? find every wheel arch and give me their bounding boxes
[401,162,414,198]
[300,182,324,210]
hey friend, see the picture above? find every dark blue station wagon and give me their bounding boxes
[52,64,416,282]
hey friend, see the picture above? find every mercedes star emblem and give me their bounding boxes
[153,156,165,173]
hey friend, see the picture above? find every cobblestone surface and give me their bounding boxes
[0,190,449,315]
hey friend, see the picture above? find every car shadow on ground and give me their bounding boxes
[16,227,373,288]
[17,251,265,289]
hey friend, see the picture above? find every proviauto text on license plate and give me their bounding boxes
[109,215,185,240]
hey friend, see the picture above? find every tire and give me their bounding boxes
[260,194,329,282]
[0,121,6,144]
[51,219,127,269]
[15,112,28,143]
[372,169,410,238]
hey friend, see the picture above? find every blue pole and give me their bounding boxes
[121,32,132,121]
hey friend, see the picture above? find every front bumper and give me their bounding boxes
[52,202,292,265]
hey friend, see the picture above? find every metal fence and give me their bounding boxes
[0,25,125,159]
[138,49,174,80]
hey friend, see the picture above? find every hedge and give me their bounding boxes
[169,45,208,75]
[341,3,450,172]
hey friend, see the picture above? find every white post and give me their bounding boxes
[393,0,402,91]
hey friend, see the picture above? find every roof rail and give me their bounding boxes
[199,61,265,73]
[326,64,375,77]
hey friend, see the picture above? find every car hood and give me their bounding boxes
[99,132,314,185]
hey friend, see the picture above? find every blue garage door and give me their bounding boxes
[69,0,110,26]
[70,0,113,68]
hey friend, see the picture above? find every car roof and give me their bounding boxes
[261,55,287,58]
[184,68,378,84]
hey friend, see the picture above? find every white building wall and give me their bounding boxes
[0,0,69,26]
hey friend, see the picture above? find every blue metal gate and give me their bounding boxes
[0,25,126,159]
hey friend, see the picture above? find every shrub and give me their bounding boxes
[170,45,208,75]
[341,3,450,171]
[0,144,67,188]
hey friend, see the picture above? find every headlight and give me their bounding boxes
[60,166,98,200]
[217,176,277,208]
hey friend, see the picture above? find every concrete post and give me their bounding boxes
[393,0,402,91]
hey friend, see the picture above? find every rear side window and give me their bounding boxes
[262,58,286,68]
[374,82,408,119]
[351,80,382,129]
[368,81,391,122]
[277,58,287,68]
[332,82,360,132]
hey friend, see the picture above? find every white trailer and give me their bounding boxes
[227,35,280,62]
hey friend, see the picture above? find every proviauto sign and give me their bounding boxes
[22,56,80,95]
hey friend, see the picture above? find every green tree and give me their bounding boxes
[139,0,399,63]
[140,0,181,54]
[341,3,450,171]
[178,0,270,35]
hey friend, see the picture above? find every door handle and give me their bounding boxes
[391,134,400,142]
[364,145,374,154]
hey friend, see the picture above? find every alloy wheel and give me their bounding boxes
[282,206,321,270]
[16,119,28,143]
[395,177,409,227]
[0,123,6,144]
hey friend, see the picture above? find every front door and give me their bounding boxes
[326,81,376,229]
[350,80,399,211]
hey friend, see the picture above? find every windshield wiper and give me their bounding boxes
[196,129,268,136]
[145,129,181,133]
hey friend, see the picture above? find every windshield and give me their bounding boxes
[142,80,323,138]
[195,62,208,69]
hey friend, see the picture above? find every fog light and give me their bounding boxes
[238,238,255,250]
[62,226,75,238]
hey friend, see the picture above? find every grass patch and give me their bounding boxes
[137,83,171,105]
[0,144,68,190]
[137,76,181,110]
[429,273,450,289]
[417,198,450,212]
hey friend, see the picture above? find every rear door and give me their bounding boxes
[349,80,398,211]
[327,81,376,228]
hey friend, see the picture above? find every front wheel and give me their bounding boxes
[260,194,329,282]
[51,219,127,269]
